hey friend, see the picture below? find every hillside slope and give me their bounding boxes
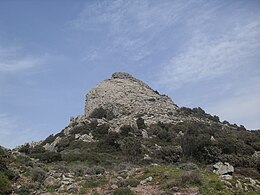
[4,72,260,194]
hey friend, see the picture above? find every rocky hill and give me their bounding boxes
[1,72,260,194]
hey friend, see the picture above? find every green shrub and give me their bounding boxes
[148,123,164,136]
[176,170,202,187]
[157,129,172,142]
[120,137,142,161]
[80,175,107,191]
[98,132,120,151]
[94,124,110,137]
[235,167,260,179]
[56,138,70,152]
[18,143,30,154]
[30,167,46,182]
[0,172,12,194]
[71,165,86,177]
[85,166,105,175]
[15,183,39,195]
[70,124,91,135]
[41,134,55,146]
[62,150,101,164]
[156,146,182,163]
[136,117,146,129]
[124,178,140,187]
[89,107,115,120]
[113,187,134,195]
[30,145,45,154]
[179,162,199,171]
[183,134,212,161]
[15,185,30,195]
[119,125,135,138]
[31,151,62,163]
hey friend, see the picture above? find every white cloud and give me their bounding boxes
[159,18,260,87]
[0,46,44,73]
[71,0,192,61]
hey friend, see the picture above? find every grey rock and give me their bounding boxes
[210,136,216,141]
[143,154,152,161]
[179,162,199,171]
[142,130,149,139]
[220,175,233,181]
[140,176,153,185]
[43,136,62,152]
[44,175,61,187]
[78,133,96,142]
[66,183,79,192]
[222,180,232,188]
[111,184,118,190]
[75,134,81,139]
[83,72,177,130]
[236,180,243,190]
[252,151,260,158]
[213,162,234,175]
[249,178,256,185]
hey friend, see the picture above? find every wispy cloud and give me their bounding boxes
[0,46,44,73]
[158,4,260,88]
[70,0,192,61]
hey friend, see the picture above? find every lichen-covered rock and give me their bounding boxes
[83,72,178,130]
[85,72,177,117]
[213,162,234,175]
[43,136,62,152]
[44,176,61,187]
[140,176,153,185]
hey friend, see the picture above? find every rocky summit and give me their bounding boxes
[67,72,179,135]
[85,72,177,119]
[2,72,260,195]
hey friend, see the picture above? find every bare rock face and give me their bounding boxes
[84,72,177,126]
[213,162,234,175]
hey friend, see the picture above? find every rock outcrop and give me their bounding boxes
[85,72,177,117]
[213,162,234,175]
[76,72,178,131]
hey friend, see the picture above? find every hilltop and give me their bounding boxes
[1,72,260,194]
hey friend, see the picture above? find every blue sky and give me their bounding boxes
[0,0,260,148]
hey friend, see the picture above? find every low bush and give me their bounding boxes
[62,150,101,164]
[113,187,134,195]
[119,125,135,138]
[179,162,199,171]
[15,183,41,195]
[235,167,260,179]
[89,107,115,120]
[0,172,12,194]
[94,124,110,138]
[80,175,107,191]
[85,166,105,175]
[98,132,120,151]
[31,151,62,163]
[155,146,182,163]
[136,117,146,129]
[120,137,142,161]
[18,143,30,154]
[30,167,46,182]
[41,134,55,146]
[117,178,140,188]
[176,170,202,187]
